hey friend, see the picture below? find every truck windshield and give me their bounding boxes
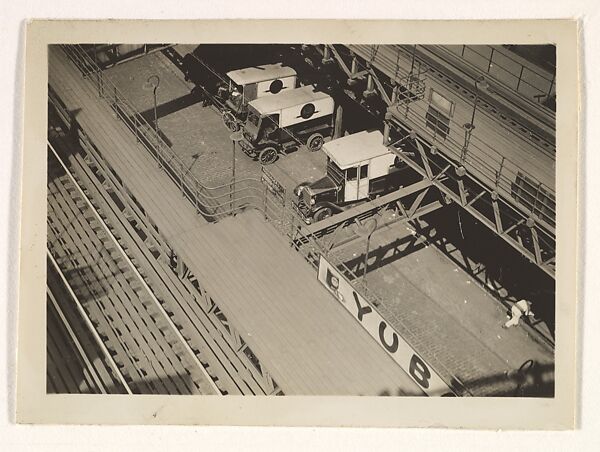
[246,106,260,127]
[326,158,344,186]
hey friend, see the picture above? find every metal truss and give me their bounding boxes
[302,179,443,253]
[313,44,556,279]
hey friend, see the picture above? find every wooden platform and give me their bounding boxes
[49,46,423,395]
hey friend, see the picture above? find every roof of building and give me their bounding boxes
[323,130,391,169]
[227,63,297,86]
[248,85,332,115]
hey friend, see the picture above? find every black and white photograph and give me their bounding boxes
[45,40,558,397]
[14,19,579,429]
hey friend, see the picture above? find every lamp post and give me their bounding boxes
[469,75,488,126]
[146,75,160,134]
[462,75,489,164]
[354,217,378,288]
[230,131,244,213]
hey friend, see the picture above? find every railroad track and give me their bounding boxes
[48,100,274,394]
[47,145,220,395]
[47,259,130,394]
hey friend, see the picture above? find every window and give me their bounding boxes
[425,89,453,140]
[243,82,257,101]
[346,167,358,181]
[359,164,369,179]
[429,89,454,117]
[247,106,260,127]
[267,114,280,129]
[426,107,451,140]
[261,114,279,137]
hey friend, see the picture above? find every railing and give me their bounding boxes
[342,45,556,231]
[278,206,469,395]
[60,44,278,223]
[59,43,467,394]
[451,45,555,109]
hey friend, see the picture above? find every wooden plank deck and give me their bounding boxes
[49,46,423,395]
[172,210,424,395]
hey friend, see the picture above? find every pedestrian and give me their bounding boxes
[502,299,534,329]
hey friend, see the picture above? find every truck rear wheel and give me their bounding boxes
[258,146,278,165]
[306,133,324,152]
[313,207,333,222]
[222,111,239,132]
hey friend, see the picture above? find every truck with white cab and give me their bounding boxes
[294,130,410,222]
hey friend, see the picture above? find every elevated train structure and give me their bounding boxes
[47,257,130,394]
[78,44,171,70]
[48,44,431,396]
[47,142,221,395]
[298,44,556,279]
[46,43,556,397]
[177,43,556,278]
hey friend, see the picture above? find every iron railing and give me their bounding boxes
[59,43,470,395]
[341,44,556,231]
[60,44,284,223]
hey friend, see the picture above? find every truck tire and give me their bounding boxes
[313,206,333,222]
[306,133,324,152]
[258,146,278,165]
[222,111,239,132]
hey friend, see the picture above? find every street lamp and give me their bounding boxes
[230,130,244,213]
[146,75,160,134]
[469,75,489,126]
[461,75,489,164]
[354,217,378,287]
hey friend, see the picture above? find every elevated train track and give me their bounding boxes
[47,258,130,394]
[48,43,557,397]
[48,143,221,394]
[48,109,277,395]
[50,45,438,396]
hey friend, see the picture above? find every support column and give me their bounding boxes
[364,73,376,97]
[334,104,344,139]
[348,56,359,86]
[322,45,333,64]
[383,111,393,143]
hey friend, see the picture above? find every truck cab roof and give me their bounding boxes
[323,130,391,169]
[227,63,296,86]
[249,85,332,116]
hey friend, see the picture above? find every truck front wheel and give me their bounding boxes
[313,206,333,222]
[306,133,324,152]
[222,111,239,132]
[258,146,278,165]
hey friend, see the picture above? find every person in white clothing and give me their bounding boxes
[502,299,534,329]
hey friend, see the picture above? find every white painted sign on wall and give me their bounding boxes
[317,255,457,397]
